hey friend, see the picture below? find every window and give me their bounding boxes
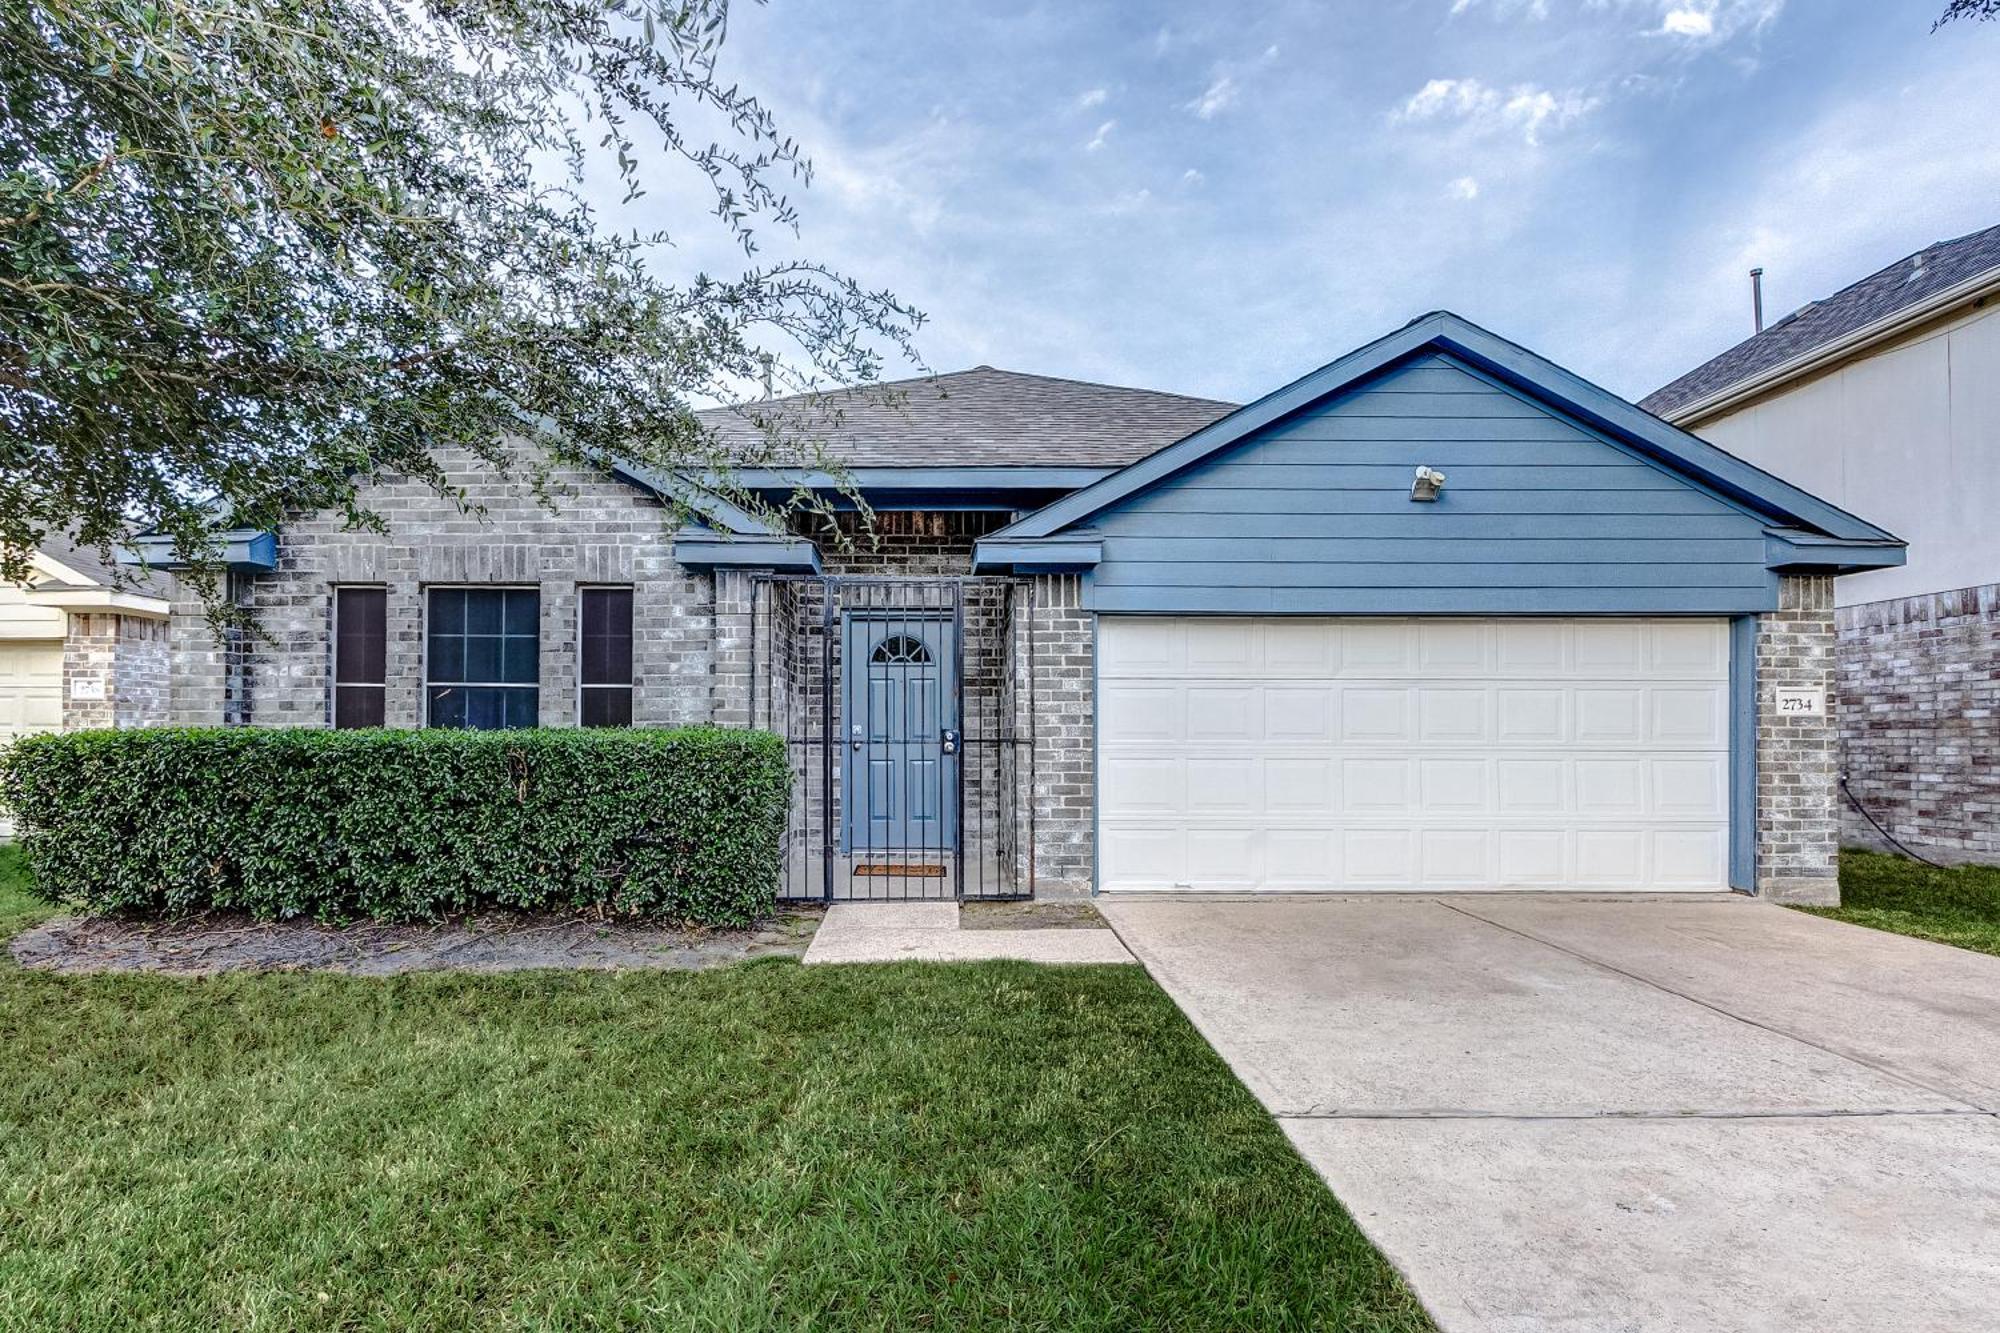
[869,634,933,665]
[426,588,539,729]
[332,587,386,728]
[579,587,634,727]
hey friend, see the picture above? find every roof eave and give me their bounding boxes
[1662,266,2000,427]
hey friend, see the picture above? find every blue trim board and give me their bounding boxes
[1765,529,1904,573]
[670,533,821,572]
[1729,615,1758,892]
[120,529,277,573]
[986,311,1902,551]
[977,540,1102,573]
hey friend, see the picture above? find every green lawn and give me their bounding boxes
[0,850,1428,1332]
[1800,849,2000,958]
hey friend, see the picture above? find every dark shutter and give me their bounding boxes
[332,587,387,728]
[579,587,635,726]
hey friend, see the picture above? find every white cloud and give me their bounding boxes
[1397,77,1597,145]
[1076,87,1108,111]
[1186,74,1239,119]
[1182,168,1206,187]
[1086,119,1116,151]
[1659,7,1715,36]
[1449,175,1481,200]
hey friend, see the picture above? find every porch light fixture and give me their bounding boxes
[1411,465,1446,502]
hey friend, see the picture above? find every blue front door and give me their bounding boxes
[843,615,958,853]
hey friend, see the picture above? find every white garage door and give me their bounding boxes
[0,640,64,839]
[1097,617,1731,893]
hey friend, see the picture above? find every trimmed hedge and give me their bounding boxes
[0,727,790,925]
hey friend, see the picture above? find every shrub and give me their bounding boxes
[0,727,790,925]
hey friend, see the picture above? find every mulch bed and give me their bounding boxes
[9,907,823,977]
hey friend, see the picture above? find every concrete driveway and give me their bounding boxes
[1099,895,2000,1333]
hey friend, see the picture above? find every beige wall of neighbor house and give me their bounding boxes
[1687,297,2000,608]
[0,548,173,837]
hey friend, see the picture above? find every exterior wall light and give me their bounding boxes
[1411,465,1446,502]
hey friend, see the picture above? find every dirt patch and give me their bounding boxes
[9,907,823,977]
[959,899,1104,931]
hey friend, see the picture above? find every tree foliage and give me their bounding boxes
[0,0,922,599]
[1937,0,2000,25]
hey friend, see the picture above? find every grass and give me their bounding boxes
[0,851,1429,1332]
[1799,849,2000,958]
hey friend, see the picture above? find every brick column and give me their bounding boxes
[712,569,754,728]
[62,612,169,730]
[1021,574,1094,896]
[1756,573,1840,904]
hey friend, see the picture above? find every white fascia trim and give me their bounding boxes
[25,588,172,619]
[1668,267,2000,427]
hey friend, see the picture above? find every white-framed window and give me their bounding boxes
[425,586,539,729]
[331,586,387,728]
[577,587,634,727]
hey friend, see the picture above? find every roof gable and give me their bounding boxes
[988,312,1900,547]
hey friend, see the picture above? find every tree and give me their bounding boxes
[1937,0,2000,25]
[0,0,922,603]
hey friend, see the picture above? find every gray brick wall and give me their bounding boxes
[168,446,714,728]
[61,612,169,730]
[1015,574,1094,895]
[1756,574,1840,904]
[1836,581,2000,865]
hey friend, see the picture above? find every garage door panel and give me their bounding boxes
[1100,683,1181,741]
[1418,688,1489,742]
[1099,617,1730,893]
[1267,758,1337,813]
[1421,759,1490,812]
[1420,830,1492,885]
[1187,758,1257,813]
[1652,687,1726,744]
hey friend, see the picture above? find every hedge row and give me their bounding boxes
[0,727,790,925]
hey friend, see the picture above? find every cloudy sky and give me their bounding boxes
[652,0,2000,405]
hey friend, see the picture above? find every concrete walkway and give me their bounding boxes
[803,901,1135,965]
[1100,894,2000,1333]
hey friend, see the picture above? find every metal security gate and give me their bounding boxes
[750,575,1033,902]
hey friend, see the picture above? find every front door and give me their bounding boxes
[843,614,958,854]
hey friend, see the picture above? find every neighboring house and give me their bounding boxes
[0,534,172,835]
[1644,223,2000,864]
[138,312,1902,904]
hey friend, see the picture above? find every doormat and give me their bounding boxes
[853,862,947,878]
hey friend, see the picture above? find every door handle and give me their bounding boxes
[940,728,960,755]
[850,723,863,751]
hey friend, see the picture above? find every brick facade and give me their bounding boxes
[168,446,714,729]
[1755,574,1841,904]
[1836,581,2000,865]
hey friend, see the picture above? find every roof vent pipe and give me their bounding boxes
[1750,267,1765,334]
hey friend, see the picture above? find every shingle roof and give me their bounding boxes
[696,366,1238,467]
[1642,222,2000,420]
[36,529,167,593]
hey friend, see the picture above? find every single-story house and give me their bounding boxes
[1644,221,2000,865]
[137,312,1904,904]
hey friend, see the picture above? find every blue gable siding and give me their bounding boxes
[1080,353,1779,615]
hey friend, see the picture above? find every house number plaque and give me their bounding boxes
[1774,687,1825,717]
